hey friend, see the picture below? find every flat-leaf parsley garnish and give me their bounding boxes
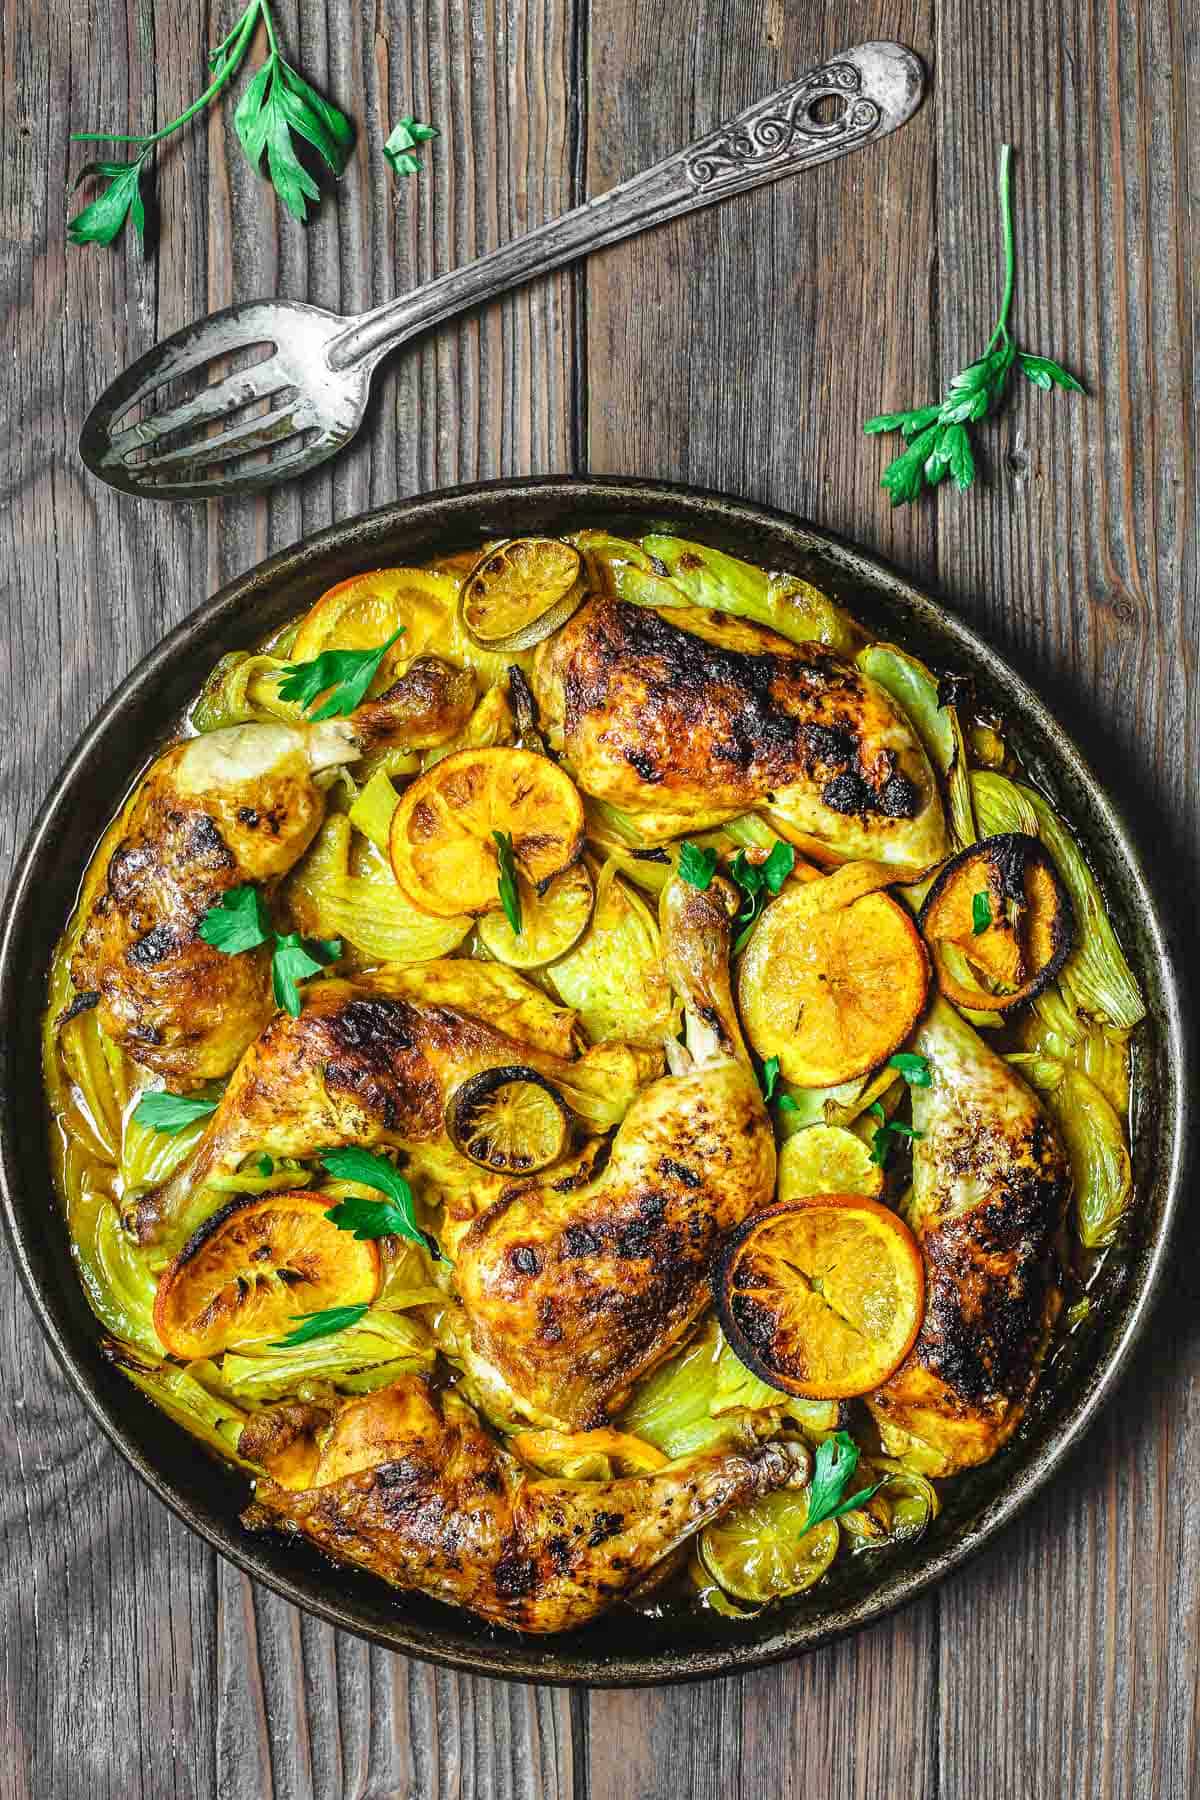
[275,625,405,719]
[320,1146,433,1251]
[272,1302,370,1348]
[492,830,523,936]
[864,145,1084,506]
[384,115,439,179]
[677,841,719,890]
[131,1090,219,1134]
[197,887,341,1018]
[803,1430,885,1533]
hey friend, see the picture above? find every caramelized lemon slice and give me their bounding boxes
[699,1492,840,1603]
[459,537,584,650]
[446,1066,571,1174]
[153,1191,380,1359]
[738,884,929,1088]
[918,831,1072,1012]
[291,568,459,665]
[777,1124,884,1201]
[389,747,585,918]
[715,1197,925,1400]
[477,861,594,968]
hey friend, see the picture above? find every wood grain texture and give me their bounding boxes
[1,3,578,1797]
[2,0,1199,1795]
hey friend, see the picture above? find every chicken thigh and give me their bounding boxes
[452,874,775,1430]
[71,721,358,1087]
[128,962,656,1247]
[866,998,1071,1475]
[243,1374,810,1633]
[533,598,946,872]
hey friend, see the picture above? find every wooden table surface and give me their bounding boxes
[4,2,1198,1795]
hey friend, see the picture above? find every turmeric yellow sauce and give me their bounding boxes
[43,531,1143,1622]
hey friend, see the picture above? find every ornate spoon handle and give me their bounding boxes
[329,42,924,373]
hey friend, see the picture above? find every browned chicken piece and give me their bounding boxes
[532,598,946,872]
[866,998,1071,1476]
[350,655,476,749]
[71,720,358,1088]
[129,962,657,1247]
[242,1375,810,1633]
[452,874,775,1430]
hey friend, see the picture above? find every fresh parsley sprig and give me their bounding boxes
[887,1051,931,1088]
[730,843,795,952]
[272,1302,370,1348]
[275,626,405,719]
[68,0,354,248]
[198,884,340,1017]
[972,890,993,934]
[492,831,523,936]
[867,1101,924,1169]
[384,115,439,179]
[864,145,1084,506]
[758,1055,783,1103]
[677,841,718,891]
[320,1146,434,1251]
[131,1089,219,1134]
[803,1430,885,1533]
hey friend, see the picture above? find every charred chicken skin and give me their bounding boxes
[866,998,1071,1476]
[71,721,358,1087]
[452,874,775,1429]
[243,1375,810,1633]
[532,598,946,872]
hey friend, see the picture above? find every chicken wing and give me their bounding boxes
[242,1374,810,1633]
[71,720,358,1087]
[533,598,946,872]
[451,874,774,1430]
[129,962,658,1247]
[866,997,1071,1475]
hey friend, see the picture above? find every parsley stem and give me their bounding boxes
[260,0,280,57]
[70,1,261,151]
[986,142,1016,353]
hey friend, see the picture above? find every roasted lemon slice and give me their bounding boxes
[918,831,1072,1013]
[459,537,584,650]
[291,567,459,665]
[738,885,929,1088]
[715,1197,925,1400]
[389,747,585,918]
[154,1191,380,1359]
[777,1124,884,1201]
[699,1493,840,1603]
[446,1065,571,1174]
[477,861,594,968]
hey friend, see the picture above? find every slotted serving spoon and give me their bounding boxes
[79,41,924,501]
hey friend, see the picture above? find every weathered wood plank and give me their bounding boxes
[580,0,939,1787]
[1,1,579,1796]
[929,1,1200,1795]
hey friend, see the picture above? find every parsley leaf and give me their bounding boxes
[972,890,993,934]
[272,1302,370,1348]
[864,145,1084,506]
[730,842,796,951]
[777,1091,800,1113]
[67,160,147,247]
[255,1153,275,1176]
[272,933,341,1018]
[198,885,273,954]
[677,841,719,890]
[132,1089,219,1134]
[384,115,439,179]
[803,1431,885,1533]
[492,831,522,936]
[867,1102,925,1168]
[275,625,405,719]
[234,34,354,223]
[759,1055,782,1102]
[320,1146,432,1249]
[888,1051,932,1088]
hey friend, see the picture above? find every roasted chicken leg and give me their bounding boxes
[71,721,358,1087]
[866,997,1071,1475]
[533,598,946,872]
[243,1374,810,1632]
[452,874,775,1430]
[129,962,657,1246]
